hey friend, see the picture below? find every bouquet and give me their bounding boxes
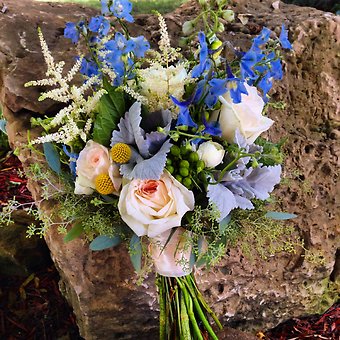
[24,0,294,338]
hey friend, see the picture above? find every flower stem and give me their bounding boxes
[157,276,166,340]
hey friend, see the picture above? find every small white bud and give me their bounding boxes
[197,141,225,168]
[222,10,235,23]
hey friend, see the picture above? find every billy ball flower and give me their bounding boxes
[110,143,131,163]
[95,173,115,195]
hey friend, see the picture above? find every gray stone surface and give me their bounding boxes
[0,0,339,338]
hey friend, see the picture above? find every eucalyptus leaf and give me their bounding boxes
[64,222,84,243]
[265,211,298,220]
[93,82,125,146]
[90,235,122,251]
[129,234,142,272]
[43,142,61,174]
[0,119,7,134]
[219,215,231,234]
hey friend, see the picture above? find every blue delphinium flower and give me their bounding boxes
[252,27,272,50]
[279,24,293,50]
[110,0,134,23]
[171,96,198,128]
[64,22,80,44]
[62,145,78,178]
[131,36,150,58]
[80,58,100,77]
[101,0,110,15]
[88,16,110,37]
[105,32,135,54]
[240,49,259,79]
[202,117,222,137]
[257,73,272,101]
[191,32,212,78]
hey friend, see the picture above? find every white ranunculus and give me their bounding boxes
[211,84,274,144]
[150,227,193,277]
[74,140,111,195]
[138,64,188,112]
[118,172,194,238]
[197,141,225,168]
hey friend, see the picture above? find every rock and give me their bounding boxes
[0,0,339,338]
[0,210,50,276]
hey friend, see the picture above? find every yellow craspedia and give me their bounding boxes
[95,174,115,195]
[110,143,131,164]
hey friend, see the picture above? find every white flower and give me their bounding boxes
[197,141,225,168]
[138,64,188,112]
[118,172,194,238]
[211,83,274,144]
[149,227,193,277]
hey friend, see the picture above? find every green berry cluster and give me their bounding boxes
[166,145,206,189]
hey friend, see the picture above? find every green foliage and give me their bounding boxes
[93,82,125,146]
[90,235,122,251]
[43,142,61,174]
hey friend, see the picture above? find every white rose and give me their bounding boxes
[118,172,194,238]
[211,83,274,144]
[138,64,188,111]
[149,227,193,277]
[74,140,121,195]
[197,141,225,168]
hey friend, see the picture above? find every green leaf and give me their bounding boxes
[89,235,122,251]
[129,234,142,272]
[265,211,298,220]
[43,142,61,174]
[64,222,84,243]
[92,81,125,146]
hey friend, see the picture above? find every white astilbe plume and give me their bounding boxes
[25,28,106,145]
[120,85,148,105]
[151,13,181,66]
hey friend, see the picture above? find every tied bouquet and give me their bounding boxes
[24,0,295,338]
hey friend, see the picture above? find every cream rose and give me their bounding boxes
[118,172,194,237]
[211,83,274,144]
[197,141,225,168]
[74,140,121,195]
[150,227,193,277]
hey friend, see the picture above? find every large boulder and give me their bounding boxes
[1,0,339,338]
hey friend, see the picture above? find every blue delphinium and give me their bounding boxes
[110,0,134,23]
[191,32,212,78]
[64,22,80,44]
[80,58,100,77]
[88,16,110,37]
[131,36,150,58]
[279,24,293,50]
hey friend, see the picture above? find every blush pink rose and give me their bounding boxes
[75,140,121,195]
[118,172,194,237]
[149,227,193,277]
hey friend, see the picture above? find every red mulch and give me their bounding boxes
[264,303,340,339]
[0,154,32,206]
[0,151,339,339]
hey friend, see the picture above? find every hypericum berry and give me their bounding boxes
[180,145,190,155]
[175,174,183,183]
[182,177,192,188]
[166,165,175,174]
[188,151,199,163]
[197,160,205,173]
[179,160,190,168]
[170,145,181,157]
[95,174,115,195]
[111,143,131,164]
[179,167,189,177]
[166,158,172,166]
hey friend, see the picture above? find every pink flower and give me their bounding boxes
[74,140,121,195]
[149,227,193,277]
[118,172,194,237]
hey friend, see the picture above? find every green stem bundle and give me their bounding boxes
[157,274,222,340]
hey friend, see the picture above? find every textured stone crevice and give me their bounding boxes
[0,0,339,338]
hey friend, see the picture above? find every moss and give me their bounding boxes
[302,277,340,315]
